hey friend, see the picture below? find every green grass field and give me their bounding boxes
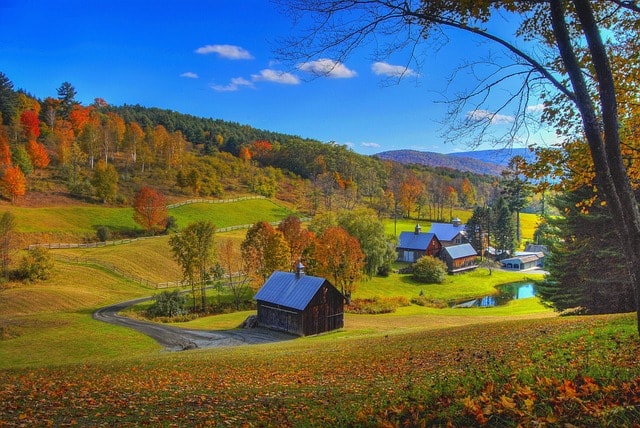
[1,202,638,426]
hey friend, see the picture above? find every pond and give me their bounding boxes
[451,282,536,308]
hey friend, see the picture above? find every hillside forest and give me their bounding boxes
[0,74,504,220]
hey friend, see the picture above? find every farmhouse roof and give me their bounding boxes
[397,231,438,251]
[254,271,328,311]
[428,221,466,241]
[442,243,477,259]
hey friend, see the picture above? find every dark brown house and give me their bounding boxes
[440,243,478,274]
[254,267,345,336]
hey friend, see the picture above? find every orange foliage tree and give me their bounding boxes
[26,140,50,170]
[241,221,290,285]
[2,165,27,203]
[277,215,315,269]
[308,226,364,302]
[132,187,168,234]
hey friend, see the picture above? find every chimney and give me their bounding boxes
[414,224,422,235]
[295,261,305,278]
[452,217,462,227]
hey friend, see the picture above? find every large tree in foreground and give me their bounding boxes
[276,0,640,333]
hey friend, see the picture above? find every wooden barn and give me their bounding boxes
[254,266,345,337]
[440,243,478,274]
[396,224,443,263]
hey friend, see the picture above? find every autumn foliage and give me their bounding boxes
[132,187,168,233]
[1,165,27,203]
[26,140,50,170]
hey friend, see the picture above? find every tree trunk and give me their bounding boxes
[552,0,640,333]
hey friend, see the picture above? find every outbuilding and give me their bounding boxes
[440,243,478,274]
[254,266,345,336]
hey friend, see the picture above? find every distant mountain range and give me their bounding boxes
[374,148,533,176]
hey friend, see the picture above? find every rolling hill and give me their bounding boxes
[375,148,534,176]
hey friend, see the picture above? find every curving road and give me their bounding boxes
[93,297,295,351]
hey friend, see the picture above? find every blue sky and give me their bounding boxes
[1,0,551,155]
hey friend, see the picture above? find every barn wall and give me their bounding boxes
[256,304,303,336]
[303,283,344,336]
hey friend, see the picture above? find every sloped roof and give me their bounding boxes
[254,271,328,311]
[501,253,543,264]
[442,243,477,259]
[428,222,466,241]
[397,231,438,251]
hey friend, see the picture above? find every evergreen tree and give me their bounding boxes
[500,156,532,243]
[465,205,491,256]
[492,197,516,259]
[537,186,635,314]
[56,81,78,120]
[0,72,17,126]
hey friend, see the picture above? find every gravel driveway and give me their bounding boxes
[93,297,295,351]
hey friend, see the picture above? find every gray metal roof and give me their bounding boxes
[254,271,327,311]
[397,231,438,250]
[442,243,477,259]
[428,222,466,241]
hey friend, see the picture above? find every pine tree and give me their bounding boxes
[537,186,635,314]
[492,197,516,259]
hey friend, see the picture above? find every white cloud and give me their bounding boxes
[526,103,545,113]
[466,109,514,125]
[195,44,253,60]
[297,59,357,78]
[361,142,381,148]
[211,77,254,92]
[371,61,417,78]
[180,72,199,79]
[251,69,300,85]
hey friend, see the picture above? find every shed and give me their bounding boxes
[396,224,442,263]
[428,218,467,246]
[500,252,544,270]
[254,267,345,336]
[440,243,478,274]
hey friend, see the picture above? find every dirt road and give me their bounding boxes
[93,298,294,351]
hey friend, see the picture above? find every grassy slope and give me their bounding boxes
[1,203,638,425]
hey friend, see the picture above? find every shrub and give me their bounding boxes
[146,290,187,318]
[96,226,111,242]
[411,295,448,309]
[412,256,448,284]
[346,296,410,314]
[17,247,54,283]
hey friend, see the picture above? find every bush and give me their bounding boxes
[146,290,187,318]
[17,247,54,283]
[411,295,448,309]
[346,296,410,314]
[412,256,448,284]
[96,226,111,242]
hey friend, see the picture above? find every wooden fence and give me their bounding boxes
[53,253,246,290]
[27,195,308,288]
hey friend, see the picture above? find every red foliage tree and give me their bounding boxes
[132,187,168,234]
[20,110,40,140]
[2,165,27,203]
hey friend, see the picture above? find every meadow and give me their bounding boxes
[1,200,638,426]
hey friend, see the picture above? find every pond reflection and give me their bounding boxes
[451,282,535,308]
